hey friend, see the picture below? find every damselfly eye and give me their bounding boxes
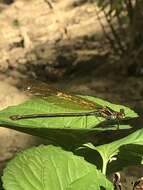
[111,115,116,120]
[27,86,31,90]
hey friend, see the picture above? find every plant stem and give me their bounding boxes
[102,159,108,175]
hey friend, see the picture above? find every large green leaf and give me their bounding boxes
[0,95,137,146]
[2,145,113,190]
[84,128,143,174]
[0,95,137,129]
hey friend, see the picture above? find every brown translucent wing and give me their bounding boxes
[21,80,100,110]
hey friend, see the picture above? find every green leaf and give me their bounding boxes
[108,144,143,174]
[2,145,113,190]
[84,128,143,174]
[0,95,137,129]
[0,95,137,145]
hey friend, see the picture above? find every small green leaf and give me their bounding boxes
[84,128,143,174]
[2,145,113,190]
[108,144,143,174]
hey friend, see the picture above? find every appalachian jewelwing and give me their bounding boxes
[9,80,125,124]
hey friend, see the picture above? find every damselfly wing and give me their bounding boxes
[9,80,125,123]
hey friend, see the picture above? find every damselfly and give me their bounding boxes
[9,81,125,125]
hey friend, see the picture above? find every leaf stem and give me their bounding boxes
[102,159,108,175]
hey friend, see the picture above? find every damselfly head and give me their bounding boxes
[113,108,125,120]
